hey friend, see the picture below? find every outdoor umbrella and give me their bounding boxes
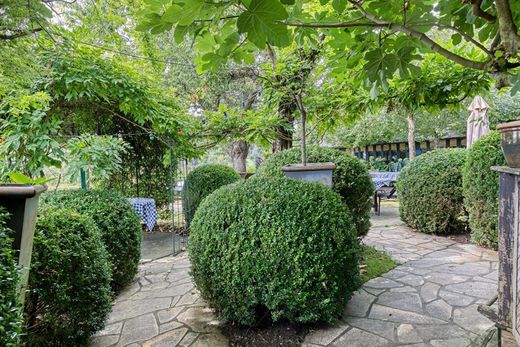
[466,95,490,148]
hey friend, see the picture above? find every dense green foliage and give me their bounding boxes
[41,190,142,291]
[463,131,506,249]
[0,209,22,347]
[139,0,520,93]
[189,177,360,325]
[183,164,241,226]
[257,146,374,235]
[26,209,112,346]
[397,149,468,234]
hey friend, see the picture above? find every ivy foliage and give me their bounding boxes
[183,164,241,226]
[0,209,22,347]
[26,209,112,346]
[256,146,374,236]
[41,190,142,291]
[463,131,506,249]
[189,177,360,325]
[397,149,468,234]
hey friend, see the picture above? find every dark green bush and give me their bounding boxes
[256,146,374,235]
[463,131,505,249]
[397,149,467,234]
[183,164,241,226]
[25,209,112,346]
[189,177,360,325]
[41,190,142,291]
[0,209,22,347]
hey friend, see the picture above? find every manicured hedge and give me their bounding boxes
[397,149,467,234]
[41,190,142,291]
[256,146,374,236]
[0,209,22,347]
[189,177,360,325]
[183,164,241,226]
[25,209,112,346]
[463,131,505,249]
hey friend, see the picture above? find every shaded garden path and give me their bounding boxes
[92,204,498,347]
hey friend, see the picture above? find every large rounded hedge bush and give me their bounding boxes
[25,209,112,346]
[41,190,142,291]
[397,149,467,234]
[463,131,506,249]
[256,146,374,236]
[189,177,360,325]
[0,209,22,347]
[183,164,241,226]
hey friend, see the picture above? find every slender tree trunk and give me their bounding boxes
[407,112,416,159]
[230,140,249,173]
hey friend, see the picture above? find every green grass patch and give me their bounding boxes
[360,244,398,283]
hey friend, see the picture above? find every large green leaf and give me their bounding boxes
[236,0,290,48]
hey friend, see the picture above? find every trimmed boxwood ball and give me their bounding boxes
[183,164,241,226]
[463,131,506,249]
[25,209,112,346]
[189,177,361,325]
[41,190,142,291]
[0,209,22,347]
[397,148,467,234]
[256,146,374,236]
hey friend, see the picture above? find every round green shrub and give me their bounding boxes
[183,164,241,226]
[397,148,467,234]
[189,177,360,325]
[25,209,112,346]
[41,190,142,291]
[256,146,374,236]
[463,131,506,249]
[0,209,22,347]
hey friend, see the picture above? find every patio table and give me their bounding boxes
[128,198,157,231]
[370,171,399,190]
[369,172,399,215]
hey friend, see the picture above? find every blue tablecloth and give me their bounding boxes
[128,198,157,231]
[370,172,399,190]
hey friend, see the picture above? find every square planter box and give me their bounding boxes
[282,162,336,187]
[0,184,46,304]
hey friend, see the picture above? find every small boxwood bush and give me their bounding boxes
[397,149,467,234]
[463,131,506,249]
[256,146,374,236]
[189,177,360,325]
[25,209,112,346]
[41,190,142,291]
[183,164,241,226]
[0,209,22,347]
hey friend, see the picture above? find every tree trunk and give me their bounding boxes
[272,100,295,152]
[495,0,520,55]
[407,113,416,159]
[434,137,441,149]
[230,140,249,173]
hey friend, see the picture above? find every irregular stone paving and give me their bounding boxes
[90,252,229,347]
[304,220,499,347]
[92,207,498,347]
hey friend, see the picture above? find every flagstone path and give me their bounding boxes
[91,205,498,347]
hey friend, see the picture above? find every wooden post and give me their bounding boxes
[492,166,520,345]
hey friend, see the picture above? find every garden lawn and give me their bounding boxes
[360,244,398,283]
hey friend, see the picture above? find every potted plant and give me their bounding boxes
[497,121,520,168]
[281,95,336,187]
[0,173,49,304]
